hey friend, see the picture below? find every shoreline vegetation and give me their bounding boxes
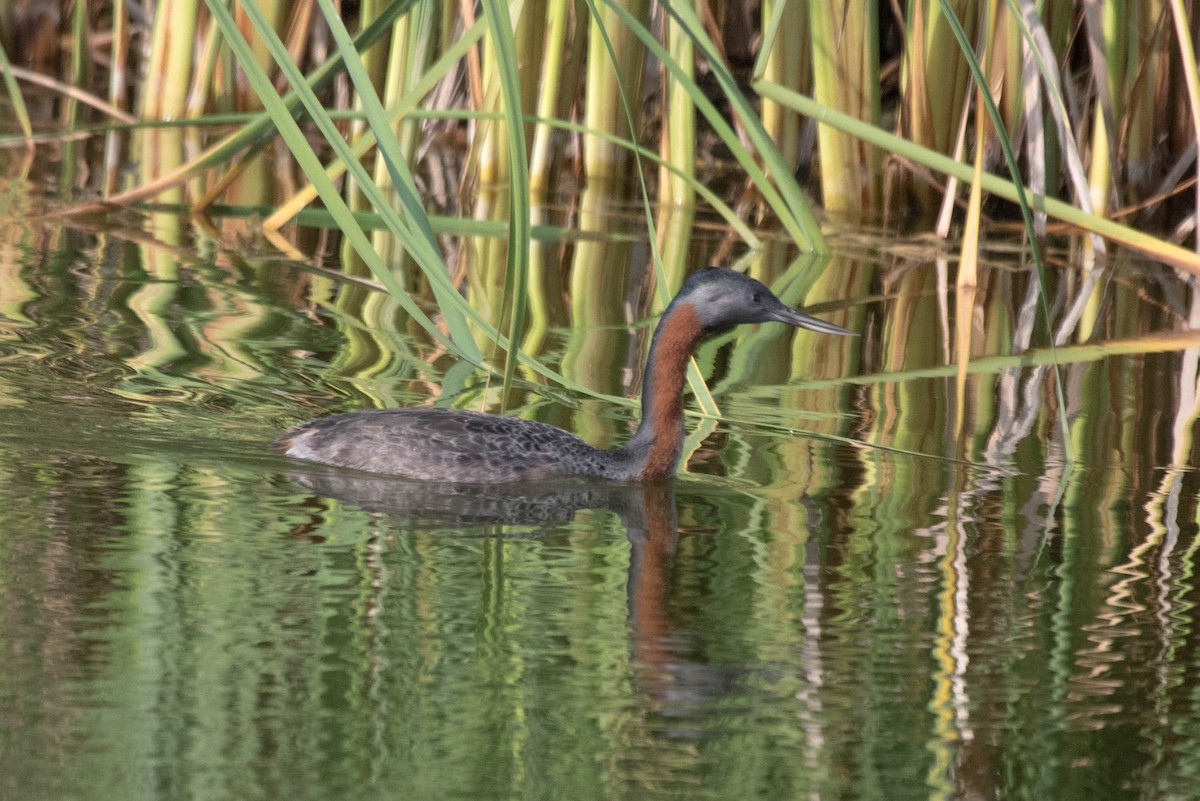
[2,1,1200,438]
[1,2,1196,241]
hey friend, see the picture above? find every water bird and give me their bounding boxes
[278,267,853,483]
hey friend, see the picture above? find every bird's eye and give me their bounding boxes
[752,291,761,303]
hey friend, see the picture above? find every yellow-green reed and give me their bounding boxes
[525,0,575,354]
[897,0,978,208]
[59,0,89,194]
[345,0,393,212]
[648,0,825,250]
[659,5,694,211]
[187,16,226,120]
[142,0,200,120]
[755,82,1200,275]
[1082,1,1118,217]
[954,1,993,439]
[471,0,542,189]
[583,0,649,190]
[370,0,438,267]
[262,14,487,229]
[528,0,579,195]
[87,2,411,212]
[990,6,1022,138]
[939,0,1071,446]
[758,0,809,173]
[101,0,130,193]
[206,0,670,416]
[203,0,477,360]
[809,0,881,216]
[47,0,832,254]
[16,0,1197,250]
[467,1,539,401]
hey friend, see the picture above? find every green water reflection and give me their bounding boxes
[2,215,1200,801]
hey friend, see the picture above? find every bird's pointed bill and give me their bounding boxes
[767,306,856,336]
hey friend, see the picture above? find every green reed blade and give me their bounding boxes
[263,16,488,230]
[202,0,468,359]
[479,0,532,409]
[262,102,761,246]
[316,0,440,257]
[210,2,648,408]
[579,0,719,418]
[655,0,826,252]
[312,0,478,356]
[795,329,1200,390]
[660,4,695,210]
[0,43,33,148]
[459,106,764,244]
[754,0,792,80]
[599,0,825,253]
[92,0,417,210]
[753,81,1200,275]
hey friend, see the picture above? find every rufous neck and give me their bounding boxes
[624,301,707,480]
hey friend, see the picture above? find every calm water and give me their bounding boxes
[3,208,1200,801]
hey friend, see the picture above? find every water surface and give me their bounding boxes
[2,211,1200,801]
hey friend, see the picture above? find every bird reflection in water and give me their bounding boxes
[285,468,702,705]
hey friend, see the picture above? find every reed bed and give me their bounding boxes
[2,2,1196,253]
[2,0,1200,427]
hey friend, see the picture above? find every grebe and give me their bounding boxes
[278,267,853,482]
